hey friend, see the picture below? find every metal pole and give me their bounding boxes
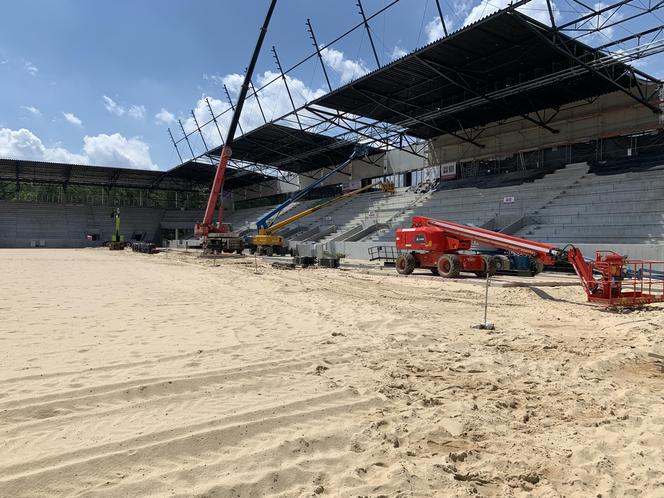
[205,97,225,145]
[434,0,449,37]
[178,119,196,160]
[168,128,183,163]
[545,0,556,27]
[307,18,332,91]
[484,272,490,326]
[191,110,210,154]
[357,0,380,68]
[223,85,245,136]
[272,46,303,129]
[249,78,268,124]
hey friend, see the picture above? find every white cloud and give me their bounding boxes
[220,73,245,92]
[391,45,408,60]
[127,104,146,120]
[155,108,176,125]
[103,96,146,120]
[203,73,226,85]
[182,70,328,151]
[83,133,157,170]
[21,105,41,117]
[464,0,559,26]
[0,59,8,65]
[0,127,158,170]
[62,112,82,127]
[425,17,448,43]
[320,47,370,84]
[24,61,38,76]
[103,95,125,116]
[0,128,86,163]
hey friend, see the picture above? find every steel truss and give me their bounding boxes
[170,0,664,185]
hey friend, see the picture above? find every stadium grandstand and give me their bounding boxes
[2,4,664,260]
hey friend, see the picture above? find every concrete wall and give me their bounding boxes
[0,200,165,248]
[229,175,299,203]
[297,147,429,189]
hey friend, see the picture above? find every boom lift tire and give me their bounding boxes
[396,253,416,275]
[474,256,497,278]
[494,255,511,272]
[532,259,545,276]
[437,254,461,278]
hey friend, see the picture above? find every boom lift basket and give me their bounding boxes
[585,251,664,306]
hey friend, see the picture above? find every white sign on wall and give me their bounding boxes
[440,163,457,179]
[503,196,515,204]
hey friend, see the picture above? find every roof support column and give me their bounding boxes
[434,0,449,37]
[545,0,556,27]
[223,84,246,136]
[205,97,225,145]
[178,119,196,160]
[249,79,268,124]
[190,110,212,163]
[357,0,381,68]
[307,18,332,92]
[271,46,303,129]
[168,128,184,164]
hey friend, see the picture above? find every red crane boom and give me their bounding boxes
[194,0,277,247]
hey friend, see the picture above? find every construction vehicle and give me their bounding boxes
[109,208,125,250]
[395,216,664,307]
[250,144,373,255]
[250,178,394,256]
[194,0,277,254]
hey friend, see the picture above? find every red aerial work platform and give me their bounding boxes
[395,216,664,307]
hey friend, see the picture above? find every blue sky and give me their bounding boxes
[1,0,661,171]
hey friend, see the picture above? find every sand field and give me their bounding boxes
[1,248,663,497]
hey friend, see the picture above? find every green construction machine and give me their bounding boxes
[109,208,125,250]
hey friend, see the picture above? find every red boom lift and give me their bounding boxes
[395,216,664,307]
[194,0,277,254]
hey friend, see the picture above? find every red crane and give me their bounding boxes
[194,0,278,253]
[395,216,664,307]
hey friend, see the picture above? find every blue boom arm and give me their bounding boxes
[255,144,369,230]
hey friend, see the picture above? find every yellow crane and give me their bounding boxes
[250,181,395,255]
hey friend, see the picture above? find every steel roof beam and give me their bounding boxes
[523,22,662,114]
[349,86,484,147]
[414,54,560,134]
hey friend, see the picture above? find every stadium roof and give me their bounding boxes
[313,9,652,141]
[166,160,271,189]
[207,123,382,174]
[0,158,269,192]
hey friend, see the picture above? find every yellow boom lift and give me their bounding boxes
[250,181,394,256]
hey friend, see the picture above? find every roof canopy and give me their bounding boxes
[167,160,271,189]
[208,123,381,174]
[313,10,643,140]
[0,158,269,192]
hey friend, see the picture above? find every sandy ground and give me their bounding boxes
[1,248,663,497]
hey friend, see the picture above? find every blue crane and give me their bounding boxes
[255,144,370,231]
